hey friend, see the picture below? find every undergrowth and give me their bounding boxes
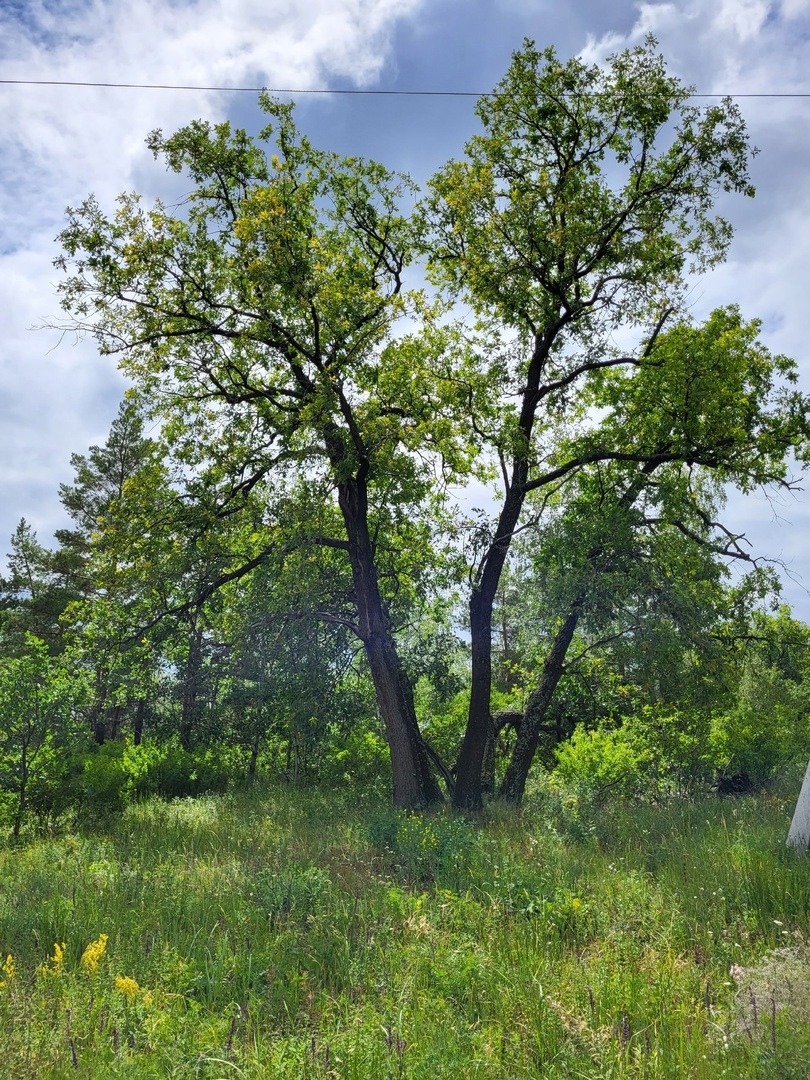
[0,779,808,1077]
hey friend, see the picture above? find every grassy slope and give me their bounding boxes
[0,781,809,1078]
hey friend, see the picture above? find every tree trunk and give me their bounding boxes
[454,590,495,808]
[109,704,122,741]
[499,595,585,804]
[249,733,260,777]
[90,670,109,744]
[180,617,203,751]
[133,699,145,746]
[481,714,498,796]
[338,477,442,809]
[13,741,29,839]
[454,483,527,809]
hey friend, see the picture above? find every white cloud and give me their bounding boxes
[714,0,770,41]
[0,0,421,215]
[0,0,422,550]
[579,0,810,616]
[781,0,810,17]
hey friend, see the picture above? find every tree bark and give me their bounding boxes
[249,733,260,777]
[338,477,443,808]
[499,594,585,804]
[180,616,203,751]
[454,483,527,809]
[133,698,145,746]
[481,714,498,796]
[109,704,122,742]
[13,743,28,839]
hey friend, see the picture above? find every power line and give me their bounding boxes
[1,78,810,98]
[2,80,477,95]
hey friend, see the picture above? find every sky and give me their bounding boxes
[1,0,809,617]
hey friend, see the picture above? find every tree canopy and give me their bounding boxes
[6,36,806,817]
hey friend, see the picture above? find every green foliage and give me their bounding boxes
[29,741,236,825]
[74,742,132,812]
[554,721,654,800]
[318,726,390,792]
[0,520,85,654]
[553,706,717,800]
[424,38,755,323]
[0,636,90,836]
[368,808,477,887]
[91,740,232,805]
[709,614,810,784]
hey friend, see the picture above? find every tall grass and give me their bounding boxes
[0,779,808,1077]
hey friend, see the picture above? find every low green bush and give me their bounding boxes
[317,726,390,793]
[553,706,718,801]
[58,740,236,823]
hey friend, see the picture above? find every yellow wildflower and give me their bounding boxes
[114,975,140,1000]
[0,954,14,987]
[38,942,67,977]
[80,934,108,975]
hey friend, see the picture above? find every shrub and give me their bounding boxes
[318,726,390,792]
[711,698,810,786]
[127,742,230,799]
[553,706,717,801]
[66,740,234,820]
[77,742,131,812]
[0,637,90,836]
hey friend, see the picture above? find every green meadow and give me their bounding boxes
[1,779,809,1078]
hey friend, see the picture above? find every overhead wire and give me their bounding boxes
[1,78,810,98]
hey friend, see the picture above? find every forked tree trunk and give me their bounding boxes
[338,477,443,808]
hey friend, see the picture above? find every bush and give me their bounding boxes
[0,637,90,836]
[62,740,235,820]
[711,698,810,787]
[77,742,131,812]
[318,726,390,792]
[553,706,717,801]
[126,742,231,799]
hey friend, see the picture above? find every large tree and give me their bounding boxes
[52,44,809,809]
[421,39,809,807]
[54,101,466,807]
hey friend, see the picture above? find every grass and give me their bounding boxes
[0,778,809,1077]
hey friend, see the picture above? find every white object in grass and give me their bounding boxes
[787,761,810,850]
